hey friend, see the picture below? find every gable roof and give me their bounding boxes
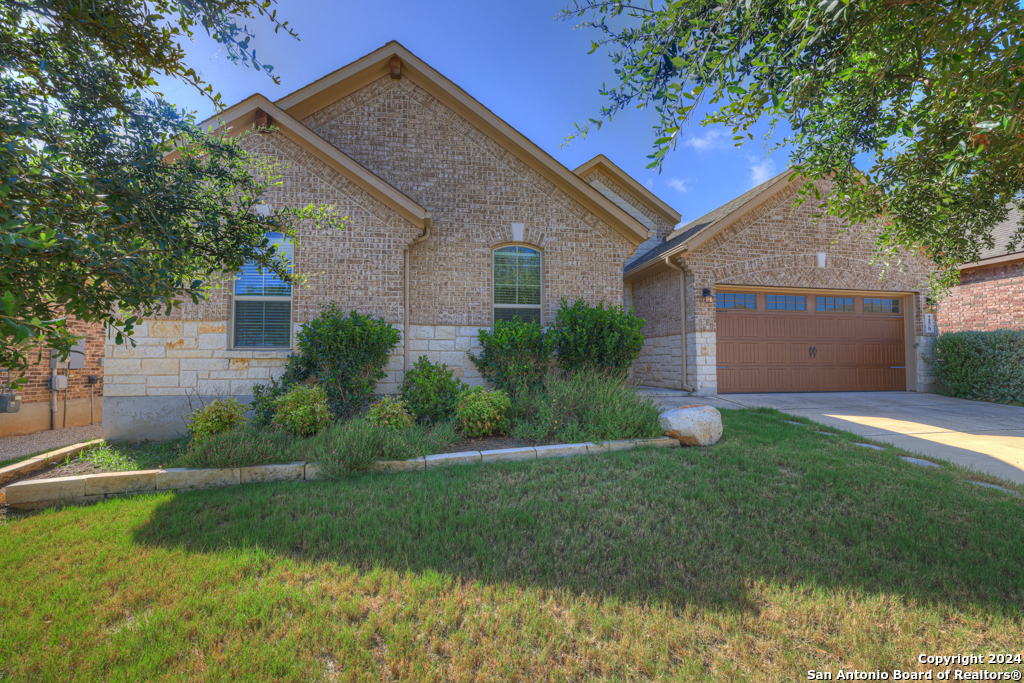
[195,95,432,228]
[623,169,797,283]
[270,41,650,245]
[573,155,682,226]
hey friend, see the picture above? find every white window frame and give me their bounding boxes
[229,228,294,350]
[492,244,543,325]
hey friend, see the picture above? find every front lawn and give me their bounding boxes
[2,408,1022,682]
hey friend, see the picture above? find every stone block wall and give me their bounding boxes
[936,259,1024,333]
[633,334,683,390]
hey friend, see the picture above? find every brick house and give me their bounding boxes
[0,317,105,437]
[936,208,1024,333]
[624,171,939,395]
[102,42,658,440]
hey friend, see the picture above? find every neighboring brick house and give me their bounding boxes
[936,208,1024,333]
[0,318,105,437]
[102,42,657,440]
[625,171,938,395]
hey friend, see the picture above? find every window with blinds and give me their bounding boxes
[493,245,541,324]
[233,233,293,348]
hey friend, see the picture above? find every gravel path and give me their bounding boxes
[0,425,103,462]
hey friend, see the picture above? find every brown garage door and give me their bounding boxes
[716,290,906,393]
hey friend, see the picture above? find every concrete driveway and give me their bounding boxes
[647,389,1024,484]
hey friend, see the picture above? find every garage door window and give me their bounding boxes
[863,298,901,314]
[767,295,806,311]
[716,292,755,310]
[816,296,854,312]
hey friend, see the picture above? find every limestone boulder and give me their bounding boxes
[659,405,723,446]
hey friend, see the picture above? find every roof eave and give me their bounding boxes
[270,42,649,245]
[192,95,430,228]
[573,155,682,225]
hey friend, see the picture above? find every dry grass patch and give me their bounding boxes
[1,408,1022,682]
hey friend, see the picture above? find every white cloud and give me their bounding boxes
[683,129,727,151]
[644,179,654,190]
[667,178,689,193]
[748,157,777,187]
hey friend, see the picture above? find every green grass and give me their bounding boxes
[2,408,1023,682]
[74,438,188,471]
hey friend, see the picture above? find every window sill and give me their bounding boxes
[224,349,293,359]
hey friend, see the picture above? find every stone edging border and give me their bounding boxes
[0,440,104,486]
[0,437,680,510]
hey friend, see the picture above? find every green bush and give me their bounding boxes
[512,371,662,443]
[456,386,511,438]
[272,384,332,437]
[400,356,465,423]
[927,329,1024,404]
[309,419,460,478]
[186,398,247,440]
[367,395,415,429]
[288,303,401,418]
[467,318,553,395]
[550,299,645,376]
[250,360,310,427]
[174,427,303,469]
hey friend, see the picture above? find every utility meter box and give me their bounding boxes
[0,393,20,413]
[50,339,86,370]
[49,375,68,391]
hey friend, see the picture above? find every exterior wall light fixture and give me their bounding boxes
[702,288,713,303]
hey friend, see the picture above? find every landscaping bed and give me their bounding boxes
[2,409,1022,682]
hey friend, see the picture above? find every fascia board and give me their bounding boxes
[269,42,648,245]
[194,95,429,228]
[574,155,682,225]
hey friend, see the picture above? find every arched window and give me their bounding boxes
[493,245,542,324]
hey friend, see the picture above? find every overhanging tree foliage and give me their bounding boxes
[561,0,1024,290]
[0,0,342,384]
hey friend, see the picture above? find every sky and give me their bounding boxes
[157,0,789,229]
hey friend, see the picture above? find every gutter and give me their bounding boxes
[663,256,695,393]
[404,212,433,373]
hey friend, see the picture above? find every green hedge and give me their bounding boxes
[928,329,1024,404]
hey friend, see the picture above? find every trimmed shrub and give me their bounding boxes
[468,318,553,395]
[309,419,461,478]
[187,399,247,440]
[456,386,511,438]
[927,330,1024,404]
[550,299,644,376]
[272,384,332,437]
[289,303,401,418]
[512,371,662,443]
[367,396,415,429]
[400,356,465,424]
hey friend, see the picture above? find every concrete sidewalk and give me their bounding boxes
[644,389,1024,484]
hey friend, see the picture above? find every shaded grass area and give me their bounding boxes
[2,408,1023,682]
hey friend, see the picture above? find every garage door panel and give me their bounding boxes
[717,290,907,393]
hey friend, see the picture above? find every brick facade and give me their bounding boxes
[936,259,1024,333]
[104,70,638,439]
[1,318,105,437]
[624,180,938,394]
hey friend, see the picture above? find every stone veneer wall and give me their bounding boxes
[104,73,637,439]
[629,270,684,389]
[936,259,1024,333]
[631,180,937,395]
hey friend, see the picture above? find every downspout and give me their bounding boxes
[664,256,695,393]
[404,212,433,373]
